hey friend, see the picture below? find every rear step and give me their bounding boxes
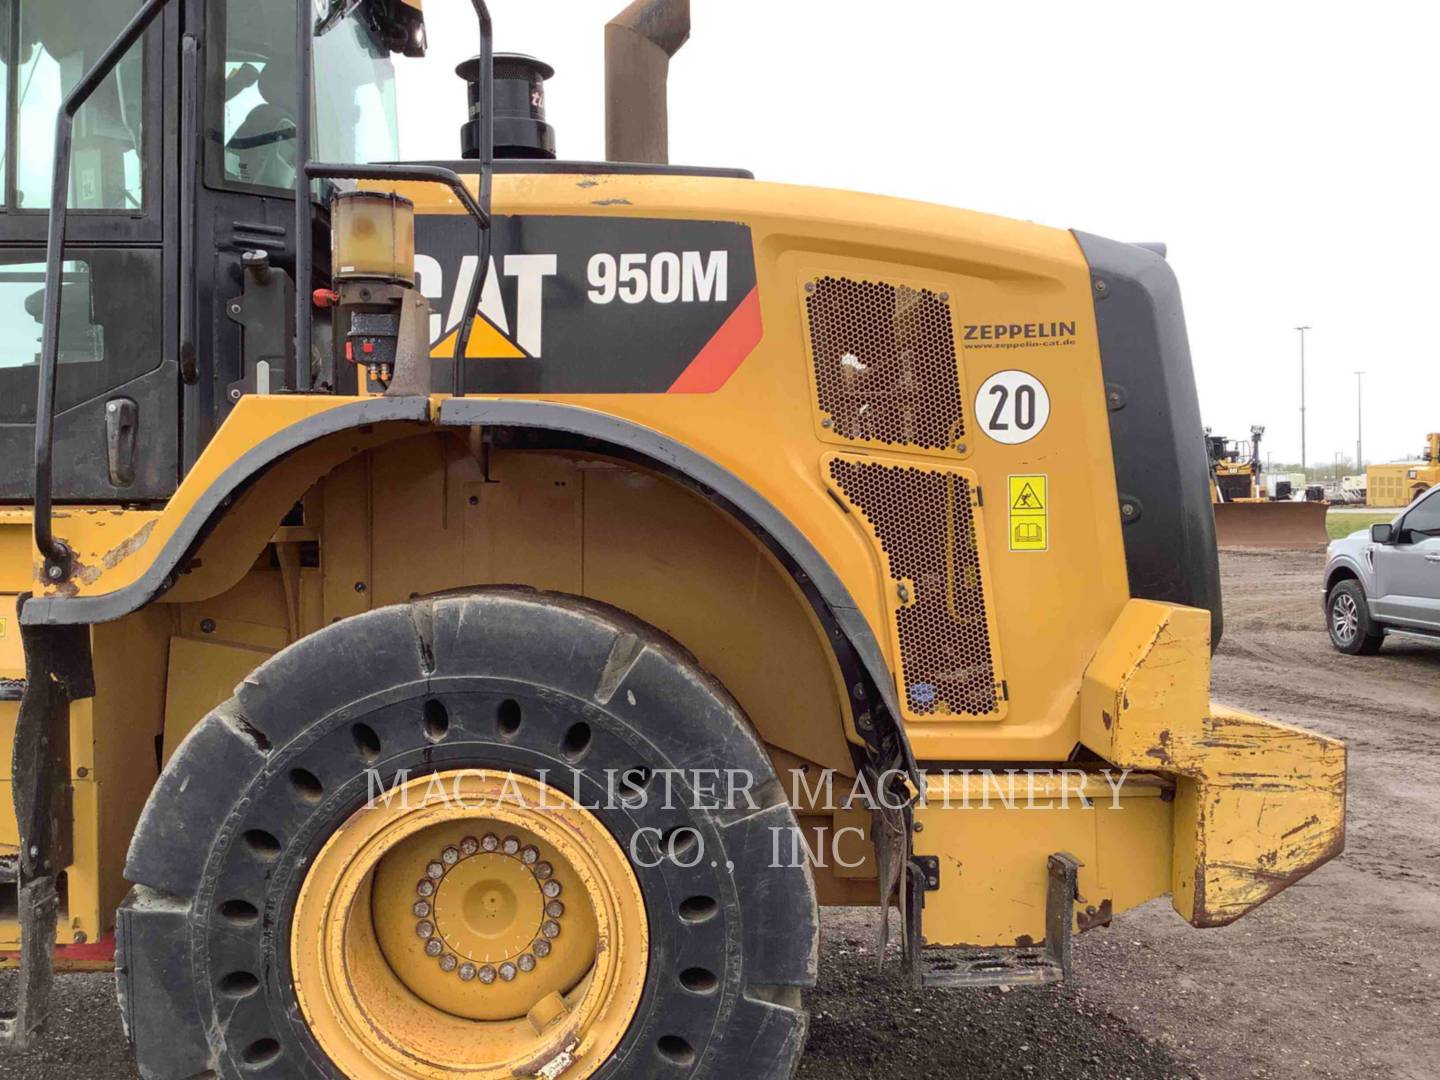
[909,852,1081,989]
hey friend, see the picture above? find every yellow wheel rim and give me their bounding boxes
[291,769,648,1078]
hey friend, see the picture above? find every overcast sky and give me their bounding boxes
[394,0,1438,468]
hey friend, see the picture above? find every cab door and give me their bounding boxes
[185,0,405,467]
[1372,489,1440,631]
[0,0,177,502]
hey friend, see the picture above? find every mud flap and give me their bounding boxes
[0,600,93,1049]
[115,889,213,1079]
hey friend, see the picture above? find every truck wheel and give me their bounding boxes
[1326,580,1383,655]
[117,589,816,1079]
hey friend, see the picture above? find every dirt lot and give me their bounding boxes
[3,549,1437,1078]
[804,549,1440,1080]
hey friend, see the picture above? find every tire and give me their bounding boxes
[116,589,817,1079]
[1326,579,1383,655]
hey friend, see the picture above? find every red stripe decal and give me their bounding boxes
[666,286,763,393]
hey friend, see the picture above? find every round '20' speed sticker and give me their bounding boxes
[975,370,1050,445]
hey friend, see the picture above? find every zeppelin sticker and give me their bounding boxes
[961,319,1077,351]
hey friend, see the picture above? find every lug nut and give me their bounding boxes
[425,939,443,957]
[481,834,499,852]
[542,880,562,899]
[441,846,460,866]
[458,962,476,981]
[545,900,564,919]
[518,953,536,972]
[413,900,432,918]
[520,845,539,865]
[460,836,479,856]
[416,921,435,938]
[439,953,458,972]
[541,920,561,940]
[426,861,445,880]
[417,879,435,898]
[533,939,552,958]
[534,862,554,880]
[499,962,517,982]
[478,965,497,984]
[502,836,520,855]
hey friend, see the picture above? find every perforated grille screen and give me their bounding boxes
[829,458,1000,718]
[805,276,964,450]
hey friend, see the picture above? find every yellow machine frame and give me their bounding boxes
[3,171,1344,964]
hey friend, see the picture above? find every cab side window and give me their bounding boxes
[13,0,145,210]
[0,251,162,422]
[212,0,298,192]
[205,0,402,195]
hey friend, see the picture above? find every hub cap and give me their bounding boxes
[1332,592,1359,644]
[291,769,647,1078]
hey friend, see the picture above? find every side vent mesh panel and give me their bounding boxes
[805,276,963,450]
[830,458,999,717]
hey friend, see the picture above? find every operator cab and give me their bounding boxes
[0,0,404,502]
[3,0,739,510]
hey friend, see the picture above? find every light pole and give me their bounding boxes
[1295,326,1310,479]
[1353,370,1365,476]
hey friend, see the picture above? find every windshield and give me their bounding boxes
[214,0,400,193]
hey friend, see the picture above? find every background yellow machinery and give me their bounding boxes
[1367,433,1440,506]
[1205,426,1329,548]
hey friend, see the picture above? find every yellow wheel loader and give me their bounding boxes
[1367,433,1440,507]
[0,1,1345,1076]
[1206,426,1329,548]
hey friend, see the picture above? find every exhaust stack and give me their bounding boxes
[605,0,690,163]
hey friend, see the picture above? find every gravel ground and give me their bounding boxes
[3,549,1436,1078]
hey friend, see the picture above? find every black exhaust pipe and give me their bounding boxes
[605,0,689,163]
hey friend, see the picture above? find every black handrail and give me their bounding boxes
[293,0,316,388]
[32,0,174,583]
[306,163,490,228]
[454,0,495,397]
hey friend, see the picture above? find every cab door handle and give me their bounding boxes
[105,397,138,487]
[1425,554,1440,563]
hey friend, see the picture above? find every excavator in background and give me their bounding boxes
[1206,426,1329,548]
[1367,433,1440,507]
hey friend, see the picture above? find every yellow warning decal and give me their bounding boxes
[1008,474,1048,552]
